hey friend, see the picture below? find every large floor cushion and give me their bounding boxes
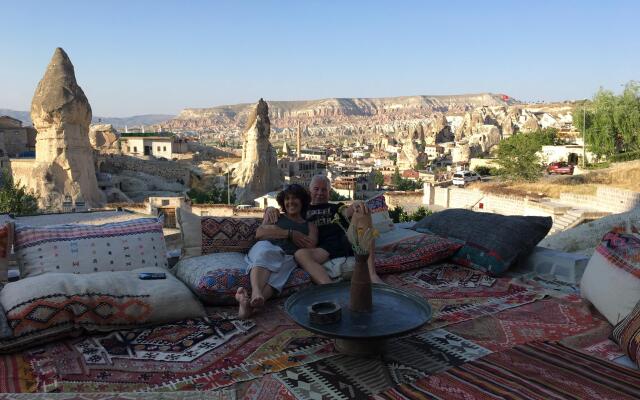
[414,209,552,276]
[172,252,311,305]
[0,267,205,353]
[374,233,462,274]
[366,194,395,234]
[612,299,640,368]
[581,230,640,325]
[177,208,261,257]
[14,217,168,278]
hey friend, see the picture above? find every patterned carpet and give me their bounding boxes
[19,308,337,393]
[446,294,610,352]
[385,265,545,331]
[274,329,491,399]
[373,341,640,400]
[0,391,234,400]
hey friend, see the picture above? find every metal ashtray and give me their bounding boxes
[308,301,342,325]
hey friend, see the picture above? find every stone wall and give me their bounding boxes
[100,155,191,184]
[559,186,640,213]
[384,191,425,213]
[427,184,555,218]
[190,204,265,218]
[8,158,37,190]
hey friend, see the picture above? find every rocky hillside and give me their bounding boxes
[165,93,516,133]
[0,109,174,128]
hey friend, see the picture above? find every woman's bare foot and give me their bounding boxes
[236,287,253,319]
[370,272,385,284]
[250,290,265,308]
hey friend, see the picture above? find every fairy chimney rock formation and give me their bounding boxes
[30,47,105,209]
[233,99,282,204]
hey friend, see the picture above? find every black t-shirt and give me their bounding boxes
[305,203,348,244]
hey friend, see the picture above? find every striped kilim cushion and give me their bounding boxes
[373,341,640,400]
[612,299,640,367]
[14,218,168,278]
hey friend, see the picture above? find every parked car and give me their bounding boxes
[546,162,574,175]
[452,170,481,187]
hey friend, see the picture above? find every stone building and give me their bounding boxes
[0,116,36,158]
[119,132,183,159]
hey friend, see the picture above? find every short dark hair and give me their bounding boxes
[277,184,311,216]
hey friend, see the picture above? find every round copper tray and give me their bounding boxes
[284,282,431,340]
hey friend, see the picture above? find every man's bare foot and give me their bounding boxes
[370,273,385,284]
[250,291,265,308]
[236,287,253,319]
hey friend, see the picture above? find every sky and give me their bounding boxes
[1,0,639,117]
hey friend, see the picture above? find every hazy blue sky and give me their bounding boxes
[1,1,638,116]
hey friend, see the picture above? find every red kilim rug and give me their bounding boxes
[372,341,640,400]
[386,264,545,331]
[446,294,610,352]
[17,307,336,393]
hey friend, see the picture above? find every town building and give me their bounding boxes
[0,116,36,158]
[119,132,186,159]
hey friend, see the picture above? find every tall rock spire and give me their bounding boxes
[296,120,302,159]
[29,47,105,209]
[233,99,282,204]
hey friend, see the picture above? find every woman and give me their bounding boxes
[236,184,318,318]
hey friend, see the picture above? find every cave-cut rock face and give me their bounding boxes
[30,47,105,209]
[233,98,282,204]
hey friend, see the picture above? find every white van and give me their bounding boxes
[452,171,481,187]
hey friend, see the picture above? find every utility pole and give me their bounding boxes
[227,167,231,205]
[582,106,587,168]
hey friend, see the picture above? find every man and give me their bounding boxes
[264,175,383,284]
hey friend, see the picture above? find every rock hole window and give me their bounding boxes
[161,199,170,206]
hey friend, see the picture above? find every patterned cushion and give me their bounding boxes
[581,231,640,325]
[201,218,262,254]
[612,299,640,368]
[177,207,261,257]
[0,219,11,282]
[366,194,395,234]
[374,233,463,274]
[172,252,311,305]
[414,209,552,276]
[0,267,205,353]
[14,218,168,278]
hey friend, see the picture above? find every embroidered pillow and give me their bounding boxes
[177,208,261,257]
[0,218,12,282]
[581,231,640,325]
[366,194,395,234]
[0,267,205,353]
[374,233,463,274]
[14,218,168,278]
[612,299,640,368]
[414,209,552,276]
[172,252,311,305]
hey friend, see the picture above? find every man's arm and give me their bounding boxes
[341,200,368,219]
[262,206,280,225]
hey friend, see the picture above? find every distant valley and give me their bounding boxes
[0,109,174,128]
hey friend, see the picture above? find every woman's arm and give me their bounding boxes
[290,222,318,249]
[307,222,318,247]
[255,222,288,241]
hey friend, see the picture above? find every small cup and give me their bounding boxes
[308,301,342,325]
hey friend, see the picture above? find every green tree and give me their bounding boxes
[495,130,553,181]
[330,189,349,201]
[372,170,385,189]
[573,82,640,159]
[0,171,39,215]
[392,167,403,187]
[409,206,432,221]
[389,206,409,223]
[187,186,236,204]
